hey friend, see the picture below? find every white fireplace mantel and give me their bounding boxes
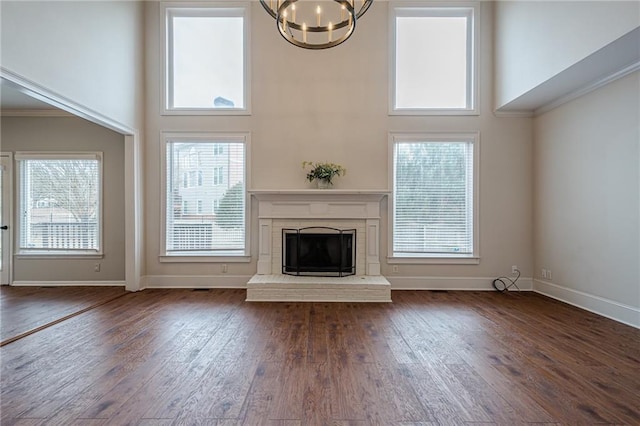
[249,189,390,276]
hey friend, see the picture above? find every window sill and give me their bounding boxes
[162,108,251,116]
[159,255,251,263]
[388,256,480,265]
[389,108,479,116]
[16,253,104,260]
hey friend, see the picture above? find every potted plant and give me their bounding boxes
[302,161,346,188]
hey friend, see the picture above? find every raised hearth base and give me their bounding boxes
[246,274,392,302]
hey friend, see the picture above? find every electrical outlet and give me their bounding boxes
[542,269,547,279]
[221,264,228,273]
[547,270,551,280]
[94,263,101,272]
[392,265,399,274]
[512,265,518,275]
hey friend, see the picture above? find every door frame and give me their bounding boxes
[1,152,13,285]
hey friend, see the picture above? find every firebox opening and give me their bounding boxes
[282,227,356,277]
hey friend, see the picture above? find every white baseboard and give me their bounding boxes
[11,280,126,287]
[387,276,533,291]
[142,275,534,292]
[142,275,252,289]
[534,279,640,329]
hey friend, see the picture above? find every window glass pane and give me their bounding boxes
[166,140,245,255]
[19,159,100,252]
[394,141,473,256]
[395,15,469,109]
[171,15,244,109]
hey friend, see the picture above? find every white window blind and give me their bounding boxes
[393,140,474,256]
[16,153,101,254]
[166,140,246,255]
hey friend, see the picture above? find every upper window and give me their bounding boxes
[390,133,478,262]
[164,133,248,258]
[390,4,477,114]
[163,3,250,114]
[16,153,102,256]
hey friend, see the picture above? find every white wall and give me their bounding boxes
[0,1,145,131]
[494,1,639,109]
[533,71,640,327]
[1,116,126,282]
[143,1,534,288]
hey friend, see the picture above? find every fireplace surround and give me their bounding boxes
[247,190,391,302]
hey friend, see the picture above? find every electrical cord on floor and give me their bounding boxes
[492,269,521,292]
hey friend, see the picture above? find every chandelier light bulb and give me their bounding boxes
[264,0,373,49]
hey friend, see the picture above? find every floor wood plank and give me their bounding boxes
[1,289,638,424]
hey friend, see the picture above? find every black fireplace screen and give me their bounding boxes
[282,227,356,277]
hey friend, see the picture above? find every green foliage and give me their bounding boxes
[302,161,346,185]
[215,182,244,228]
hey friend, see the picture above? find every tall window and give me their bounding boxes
[391,4,477,114]
[16,153,102,255]
[391,134,477,260]
[164,3,250,114]
[165,134,247,256]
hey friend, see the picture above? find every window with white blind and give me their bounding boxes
[164,133,248,258]
[391,133,478,262]
[16,153,102,255]
[163,3,250,114]
[390,3,477,114]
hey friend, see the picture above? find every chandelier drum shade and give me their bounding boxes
[260,0,373,49]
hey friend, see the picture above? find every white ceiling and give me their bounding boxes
[0,78,59,111]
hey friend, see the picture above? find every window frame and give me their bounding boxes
[161,2,251,116]
[15,152,104,259]
[160,132,251,263]
[389,1,479,116]
[388,132,479,264]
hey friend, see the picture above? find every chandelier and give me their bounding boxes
[259,0,373,49]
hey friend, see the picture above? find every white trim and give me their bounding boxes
[1,68,134,134]
[160,131,251,258]
[0,109,74,117]
[388,276,533,291]
[1,68,143,292]
[534,279,640,329]
[142,274,251,289]
[161,2,251,115]
[1,153,14,285]
[388,1,479,115]
[534,61,640,116]
[492,110,533,118]
[388,256,480,265]
[10,280,126,287]
[14,152,102,161]
[124,134,142,292]
[158,255,251,263]
[15,254,104,260]
[388,132,480,261]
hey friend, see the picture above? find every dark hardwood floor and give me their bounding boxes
[1,288,638,425]
[0,286,126,344]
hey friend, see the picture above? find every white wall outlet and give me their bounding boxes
[392,265,399,274]
[547,270,551,280]
[512,265,518,274]
[542,269,547,279]
[221,264,228,273]
[94,263,101,272]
